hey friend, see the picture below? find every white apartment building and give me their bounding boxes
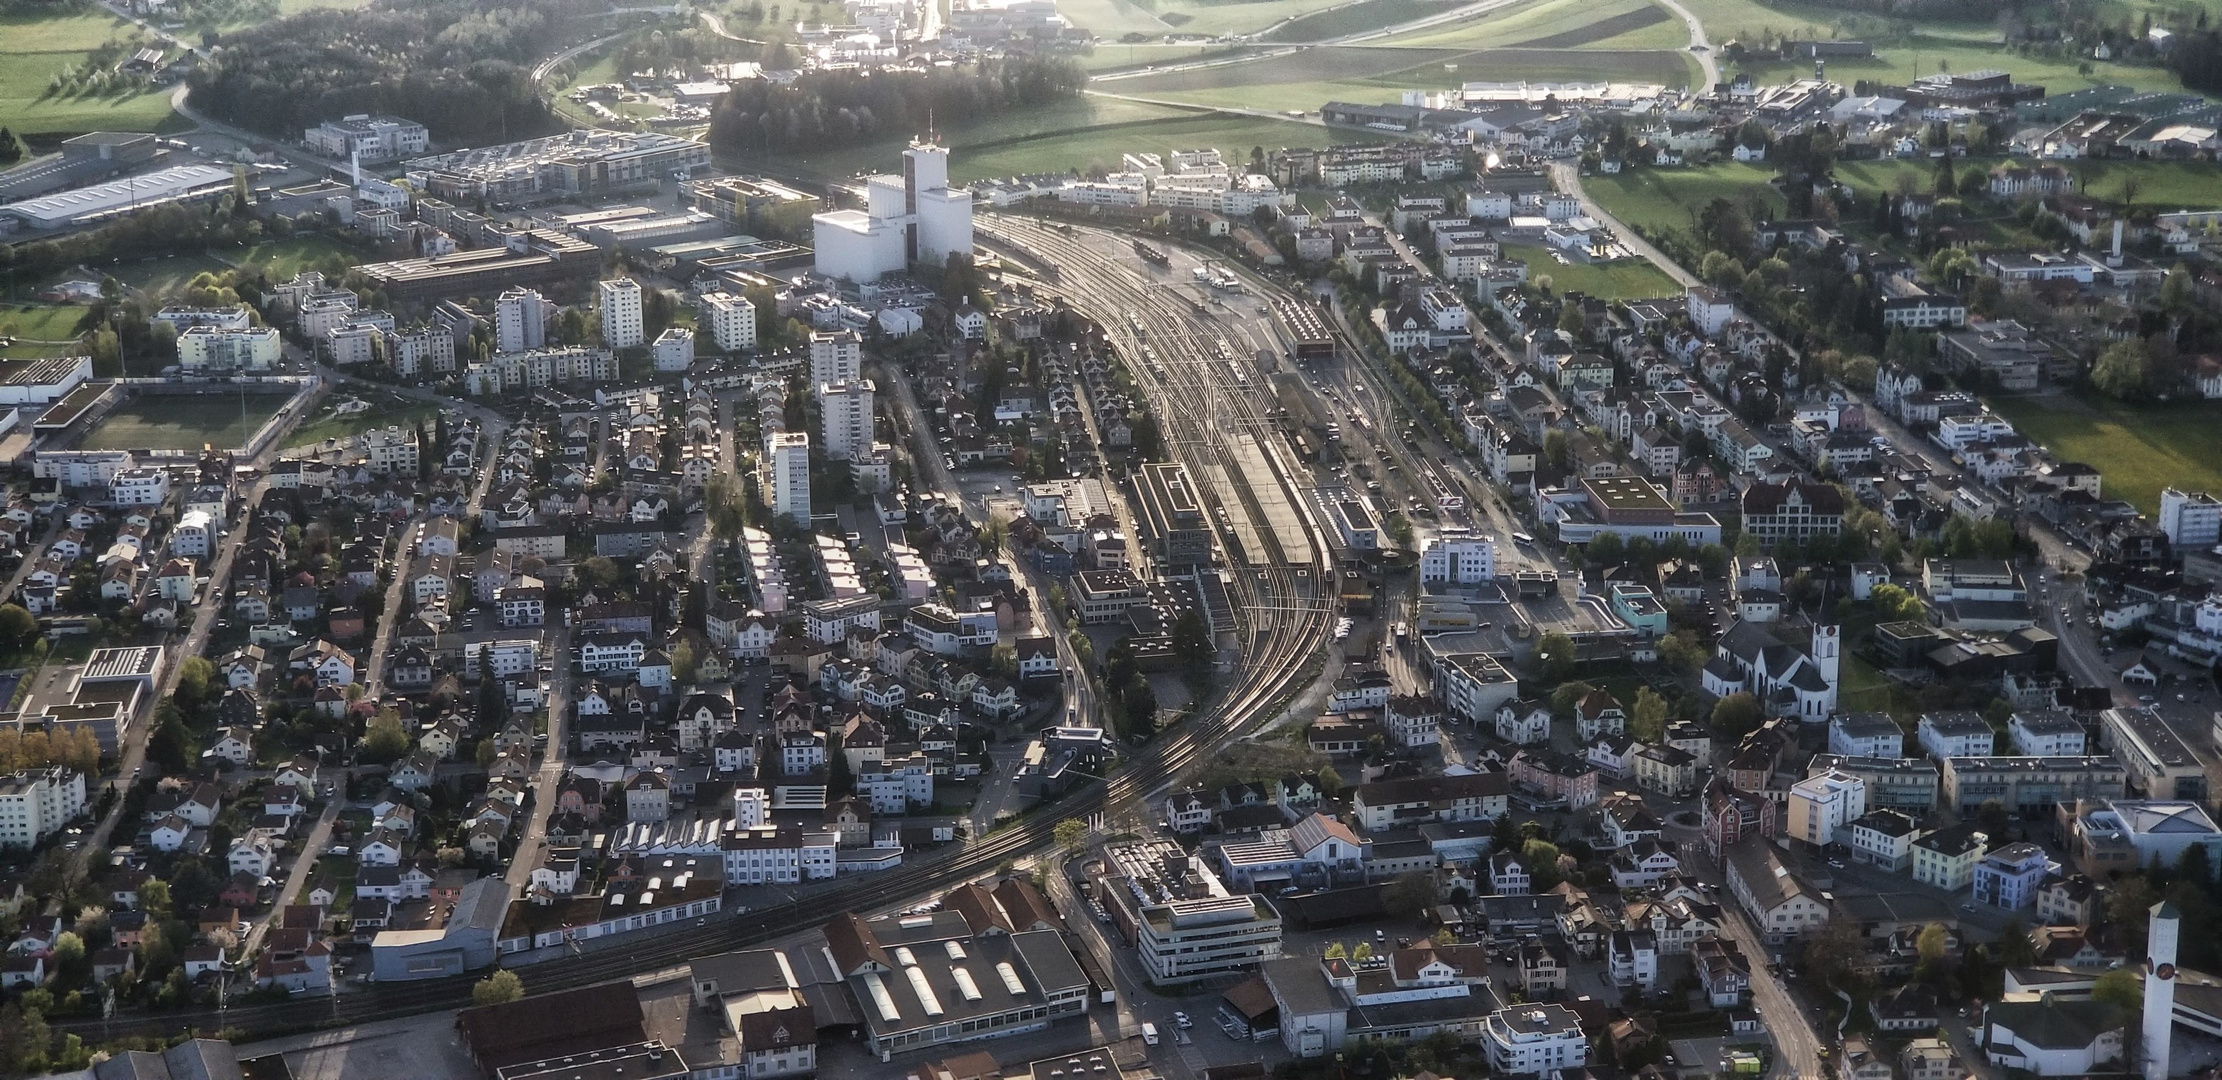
[721,826,839,884]
[768,432,811,527]
[701,291,758,352]
[2159,488,2222,550]
[0,768,87,849]
[1419,532,1497,584]
[111,467,170,507]
[176,326,281,371]
[809,330,862,386]
[653,327,695,373]
[495,288,547,354]
[1918,711,1996,760]
[1482,1004,1588,1077]
[362,426,419,477]
[1104,838,1283,984]
[1828,712,1904,759]
[2009,711,2087,756]
[818,379,874,461]
[599,278,645,349]
[1786,770,1866,847]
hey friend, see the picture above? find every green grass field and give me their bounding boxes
[0,304,89,344]
[79,392,289,451]
[1380,0,1685,50]
[734,95,1244,181]
[106,252,235,302]
[1062,0,1366,38]
[1987,395,2222,517]
[1501,242,1682,300]
[1263,0,1466,41]
[954,110,1370,179]
[1580,161,1783,236]
[1079,42,1243,71]
[0,12,180,138]
[1108,46,1696,110]
[235,235,368,281]
[286,391,440,450]
[1730,37,2190,96]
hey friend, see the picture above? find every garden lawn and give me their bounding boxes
[287,392,441,450]
[1500,243,1683,300]
[0,12,180,138]
[1580,161,1783,237]
[0,304,89,345]
[1986,394,2222,518]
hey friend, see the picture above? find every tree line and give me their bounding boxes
[184,0,591,144]
[706,57,1087,159]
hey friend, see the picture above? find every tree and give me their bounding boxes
[1521,839,1563,891]
[360,709,411,764]
[472,969,525,1007]
[175,657,216,710]
[671,639,698,686]
[1710,692,1764,739]
[2093,966,2143,1013]
[1550,680,1596,717]
[1657,630,1707,672]
[1870,582,1926,623]
[2092,338,2151,399]
[0,604,35,651]
[1351,942,1374,962]
[137,879,172,922]
[1993,917,2036,968]
[1383,870,1440,920]
[1804,916,1868,990]
[1054,817,1087,853]
[1542,429,1572,471]
[1322,941,1347,962]
[1535,631,1576,684]
[49,932,86,987]
[1915,921,1949,979]
[1586,532,1624,568]
[1630,686,1670,743]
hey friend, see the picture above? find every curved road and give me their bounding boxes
[1658,0,1720,89]
[1548,160,1699,289]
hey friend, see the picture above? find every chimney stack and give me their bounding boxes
[2111,218,2125,267]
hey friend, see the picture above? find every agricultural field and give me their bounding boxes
[1058,0,1371,39]
[1728,37,2192,96]
[1262,0,1466,41]
[954,110,1369,180]
[0,12,181,138]
[1580,162,1784,236]
[1500,242,1683,300]
[1107,45,1696,110]
[749,95,1212,180]
[1079,42,1242,71]
[1380,0,1685,51]
[79,392,289,451]
[1987,394,2222,518]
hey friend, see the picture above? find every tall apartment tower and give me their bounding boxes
[699,291,758,353]
[2146,900,2179,1080]
[769,432,812,527]
[494,288,546,354]
[598,278,644,349]
[809,330,862,386]
[818,379,875,461]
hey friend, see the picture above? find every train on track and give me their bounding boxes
[1132,239,1169,266]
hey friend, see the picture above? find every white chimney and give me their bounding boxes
[2110,218,2125,267]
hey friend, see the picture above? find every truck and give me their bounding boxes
[1140,1023,1159,1045]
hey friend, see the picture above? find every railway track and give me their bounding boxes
[63,224,1336,1047]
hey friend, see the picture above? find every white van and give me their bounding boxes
[1140,1023,1159,1046]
